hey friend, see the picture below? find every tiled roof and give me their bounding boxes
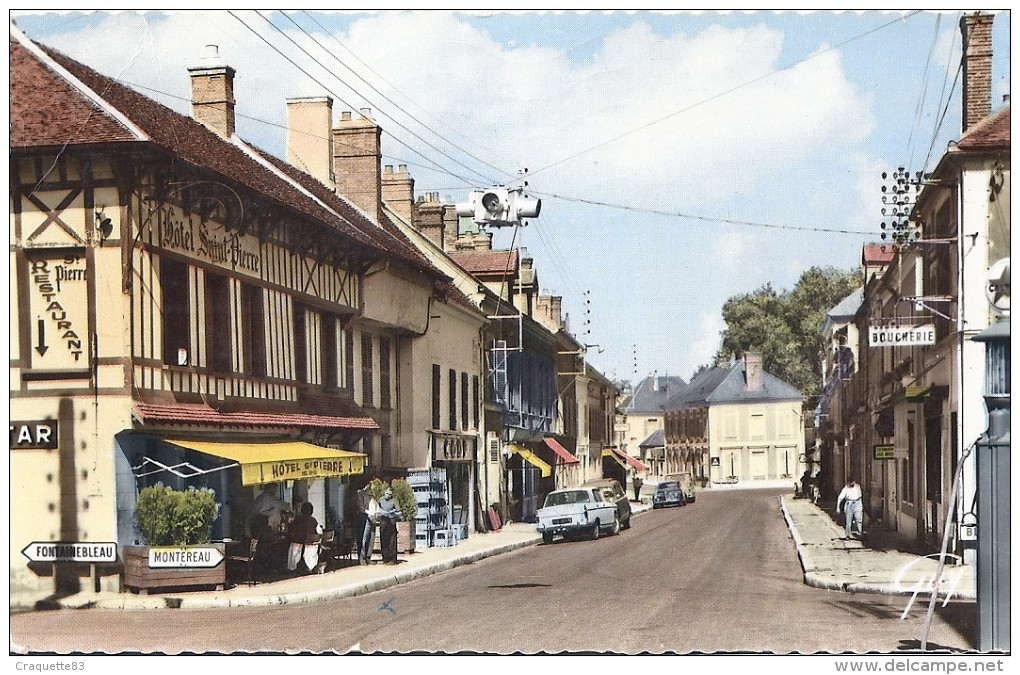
[956,106,1010,151]
[625,375,686,414]
[862,243,897,265]
[664,359,802,409]
[10,30,442,280]
[449,249,518,277]
[134,402,380,431]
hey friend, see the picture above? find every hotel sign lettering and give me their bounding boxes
[243,455,365,486]
[157,205,262,276]
[868,324,936,347]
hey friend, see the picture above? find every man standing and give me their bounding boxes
[354,485,374,565]
[836,478,864,539]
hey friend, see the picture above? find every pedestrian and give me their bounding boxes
[633,474,643,502]
[286,502,321,573]
[376,488,400,565]
[354,484,374,565]
[836,478,864,539]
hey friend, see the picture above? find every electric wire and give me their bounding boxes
[228,10,492,188]
[289,10,517,182]
[527,10,924,178]
[239,10,497,187]
[904,14,942,169]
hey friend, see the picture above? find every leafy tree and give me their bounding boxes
[716,266,861,403]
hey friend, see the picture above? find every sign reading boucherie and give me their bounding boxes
[869,324,936,347]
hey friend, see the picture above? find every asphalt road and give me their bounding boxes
[10,489,976,654]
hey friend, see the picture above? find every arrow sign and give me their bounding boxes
[35,318,48,356]
[22,541,117,563]
[148,546,224,568]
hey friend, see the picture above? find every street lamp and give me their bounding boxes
[971,318,1010,652]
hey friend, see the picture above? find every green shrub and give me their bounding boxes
[389,479,417,522]
[135,484,219,546]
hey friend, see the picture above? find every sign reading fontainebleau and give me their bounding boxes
[148,546,224,568]
[10,420,58,449]
[22,541,117,563]
[28,253,90,370]
[868,324,936,347]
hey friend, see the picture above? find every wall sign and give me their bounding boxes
[9,420,58,449]
[873,444,895,460]
[868,324,936,347]
[28,253,90,370]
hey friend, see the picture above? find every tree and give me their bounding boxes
[716,267,861,403]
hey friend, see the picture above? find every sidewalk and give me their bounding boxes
[780,495,975,600]
[30,494,974,612]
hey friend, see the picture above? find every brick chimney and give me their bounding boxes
[382,164,415,223]
[286,96,334,186]
[188,45,236,138]
[333,108,382,222]
[442,201,460,253]
[743,352,762,391]
[415,192,445,249]
[961,12,994,132]
[535,295,564,332]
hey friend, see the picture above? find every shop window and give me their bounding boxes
[344,327,355,392]
[293,302,307,383]
[240,283,266,377]
[432,364,441,430]
[379,336,391,409]
[361,332,374,407]
[204,271,232,373]
[160,257,190,366]
[461,372,469,431]
[448,368,457,430]
[322,315,338,390]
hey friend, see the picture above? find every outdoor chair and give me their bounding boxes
[227,537,258,586]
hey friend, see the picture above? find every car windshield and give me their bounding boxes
[658,482,680,491]
[544,490,590,507]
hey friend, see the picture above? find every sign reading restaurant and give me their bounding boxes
[868,324,936,347]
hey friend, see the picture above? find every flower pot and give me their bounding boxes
[396,520,416,554]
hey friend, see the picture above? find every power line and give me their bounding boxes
[228,10,494,188]
[528,10,924,178]
[529,190,876,236]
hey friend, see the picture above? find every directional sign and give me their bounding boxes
[22,541,117,563]
[148,546,224,568]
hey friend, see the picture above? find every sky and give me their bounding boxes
[11,9,1011,386]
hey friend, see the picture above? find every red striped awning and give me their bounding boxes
[604,447,648,473]
[543,437,580,465]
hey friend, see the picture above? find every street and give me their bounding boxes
[10,489,976,654]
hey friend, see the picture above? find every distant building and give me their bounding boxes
[616,375,686,481]
[664,354,805,488]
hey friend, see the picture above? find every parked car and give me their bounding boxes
[536,487,620,544]
[582,478,632,529]
[652,481,686,509]
[665,472,697,503]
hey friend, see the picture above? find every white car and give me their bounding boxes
[536,487,621,544]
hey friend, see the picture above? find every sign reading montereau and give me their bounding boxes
[869,324,936,347]
[148,546,224,568]
[157,204,261,276]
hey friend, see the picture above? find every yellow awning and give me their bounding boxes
[165,439,365,486]
[507,444,551,477]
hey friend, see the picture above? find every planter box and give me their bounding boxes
[396,520,416,554]
[122,544,226,594]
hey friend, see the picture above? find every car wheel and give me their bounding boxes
[610,515,620,535]
[542,532,554,545]
[590,521,600,540]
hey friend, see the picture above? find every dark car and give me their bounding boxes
[582,478,632,529]
[652,481,686,509]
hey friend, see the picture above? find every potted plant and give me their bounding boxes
[123,484,225,593]
[390,479,418,554]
